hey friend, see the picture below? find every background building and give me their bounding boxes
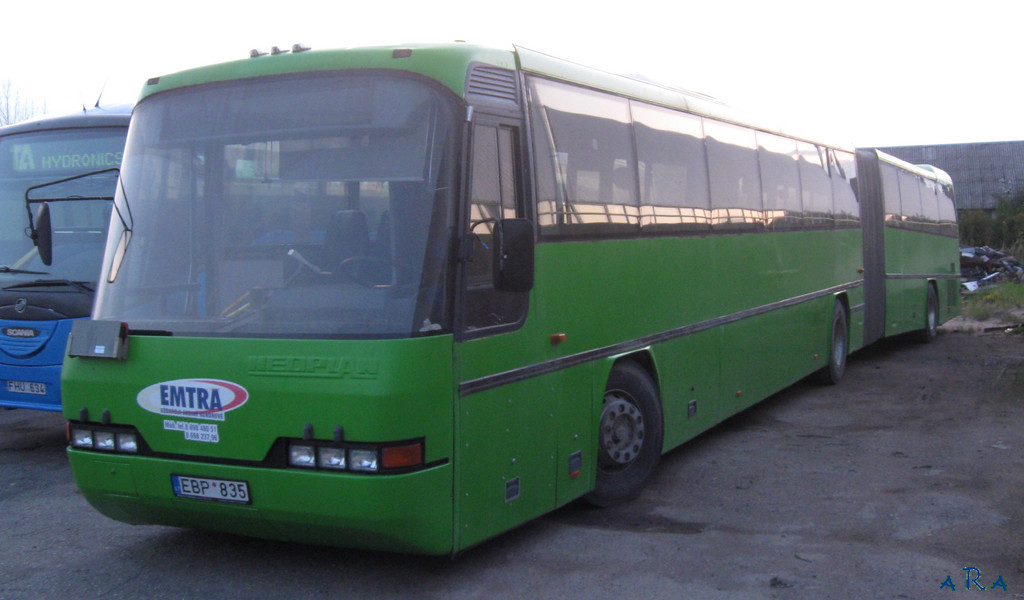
[879,141,1024,212]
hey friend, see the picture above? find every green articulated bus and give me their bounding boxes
[63,43,959,555]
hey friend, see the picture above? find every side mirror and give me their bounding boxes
[34,202,54,266]
[492,218,534,292]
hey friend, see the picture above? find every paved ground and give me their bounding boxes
[1,329,1021,600]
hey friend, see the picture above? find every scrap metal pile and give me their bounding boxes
[960,246,1024,292]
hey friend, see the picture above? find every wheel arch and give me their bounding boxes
[600,348,661,407]
[586,348,665,506]
[594,349,665,442]
[834,291,850,319]
[609,350,660,393]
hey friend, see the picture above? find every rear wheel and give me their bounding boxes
[918,285,939,343]
[819,302,848,385]
[585,361,663,507]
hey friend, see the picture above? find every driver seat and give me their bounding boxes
[322,210,369,274]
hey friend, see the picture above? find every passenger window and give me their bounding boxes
[529,77,639,237]
[898,171,923,227]
[831,149,860,229]
[797,142,834,228]
[880,163,902,226]
[938,184,957,237]
[705,120,763,230]
[632,102,711,233]
[756,132,802,231]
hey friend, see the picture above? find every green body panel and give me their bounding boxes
[451,227,865,549]
[453,362,593,549]
[63,336,454,461]
[883,228,960,336]
[68,451,453,554]
[63,335,457,554]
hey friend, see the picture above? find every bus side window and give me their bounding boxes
[831,149,860,229]
[464,122,528,333]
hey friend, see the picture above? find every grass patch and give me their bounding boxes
[963,282,1024,322]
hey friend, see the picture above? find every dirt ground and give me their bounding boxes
[1,326,1022,600]
[596,326,1024,597]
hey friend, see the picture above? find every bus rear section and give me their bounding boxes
[0,107,129,410]
[855,149,960,346]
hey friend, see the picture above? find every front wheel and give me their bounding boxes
[585,361,664,507]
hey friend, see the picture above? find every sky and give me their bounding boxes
[3,0,1021,147]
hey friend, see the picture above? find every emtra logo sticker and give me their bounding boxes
[137,379,249,421]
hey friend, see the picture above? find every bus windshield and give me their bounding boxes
[0,129,123,287]
[95,73,460,339]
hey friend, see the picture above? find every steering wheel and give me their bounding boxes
[337,256,417,289]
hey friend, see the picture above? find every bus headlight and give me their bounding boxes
[317,447,347,470]
[70,427,94,449]
[94,430,116,451]
[68,423,141,454]
[288,444,317,468]
[116,432,139,453]
[284,438,424,473]
[348,449,379,472]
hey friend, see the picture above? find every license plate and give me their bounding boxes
[7,380,46,395]
[171,474,251,504]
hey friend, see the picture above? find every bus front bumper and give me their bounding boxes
[67,449,454,555]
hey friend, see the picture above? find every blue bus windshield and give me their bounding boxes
[0,128,125,287]
[1,112,129,411]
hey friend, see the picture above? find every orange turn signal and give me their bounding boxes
[381,443,423,469]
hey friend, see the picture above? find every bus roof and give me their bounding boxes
[0,104,132,137]
[137,42,849,151]
[875,149,953,185]
[139,43,518,103]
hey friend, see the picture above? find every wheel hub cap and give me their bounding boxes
[599,394,645,466]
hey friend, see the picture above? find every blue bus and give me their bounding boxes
[0,105,130,411]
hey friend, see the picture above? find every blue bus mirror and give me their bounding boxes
[34,202,54,267]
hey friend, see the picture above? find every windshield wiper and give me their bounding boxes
[3,279,93,293]
[0,266,48,275]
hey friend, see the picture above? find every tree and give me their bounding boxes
[993,189,1024,252]
[961,187,1024,256]
[0,80,44,126]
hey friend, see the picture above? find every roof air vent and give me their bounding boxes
[466,65,519,105]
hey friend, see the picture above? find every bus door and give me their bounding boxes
[452,116,590,550]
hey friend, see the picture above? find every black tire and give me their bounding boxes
[818,302,848,386]
[918,285,939,343]
[585,361,663,507]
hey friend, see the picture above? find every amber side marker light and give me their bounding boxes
[382,443,424,470]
